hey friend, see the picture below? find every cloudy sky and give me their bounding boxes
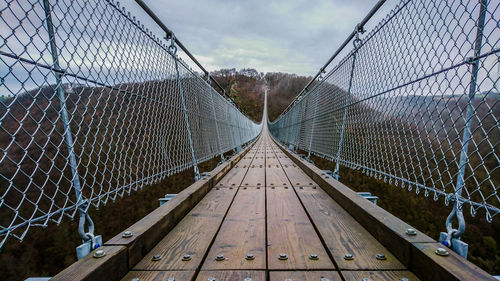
[121,0,397,76]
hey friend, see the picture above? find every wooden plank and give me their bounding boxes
[215,166,248,188]
[266,167,290,187]
[267,186,335,270]
[52,246,128,281]
[282,166,316,187]
[241,166,265,187]
[121,271,195,281]
[195,271,265,281]
[342,271,420,281]
[295,186,405,270]
[133,188,237,271]
[411,242,496,281]
[202,187,266,270]
[270,271,342,281]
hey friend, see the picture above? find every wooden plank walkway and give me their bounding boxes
[123,124,419,281]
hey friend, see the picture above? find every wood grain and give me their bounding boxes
[195,270,266,281]
[133,188,237,271]
[342,271,420,281]
[202,187,266,270]
[295,186,405,270]
[120,271,195,281]
[269,271,342,281]
[267,186,335,270]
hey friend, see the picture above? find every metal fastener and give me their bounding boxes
[344,253,354,260]
[246,253,255,260]
[152,254,161,261]
[279,253,288,260]
[285,279,292,281]
[400,278,409,281]
[208,278,216,281]
[435,247,449,256]
[132,278,140,281]
[320,279,330,281]
[215,254,225,261]
[122,230,133,238]
[309,254,319,260]
[182,254,191,261]
[406,228,417,236]
[362,278,372,281]
[93,249,106,258]
[244,278,252,281]
[376,253,387,260]
[167,278,175,281]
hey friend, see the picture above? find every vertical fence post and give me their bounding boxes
[43,0,90,239]
[333,29,362,180]
[442,0,488,254]
[170,38,200,180]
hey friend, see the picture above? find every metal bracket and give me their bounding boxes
[159,194,177,206]
[357,192,379,205]
[440,232,468,258]
[76,235,103,260]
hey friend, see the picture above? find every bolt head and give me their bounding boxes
[309,254,319,260]
[435,247,450,256]
[182,254,191,261]
[244,278,252,281]
[376,253,387,260]
[362,278,372,281]
[215,254,225,261]
[167,278,175,281]
[320,279,330,281]
[208,278,216,281]
[93,249,106,258]
[400,278,409,281]
[279,253,288,260]
[246,253,255,260]
[344,253,354,260]
[131,278,140,281]
[152,254,161,261]
[122,230,133,238]
[406,228,417,236]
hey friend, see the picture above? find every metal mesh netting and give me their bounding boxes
[269,0,499,221]
[0,0,261,248]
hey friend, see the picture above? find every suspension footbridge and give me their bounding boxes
[1,0,499,280]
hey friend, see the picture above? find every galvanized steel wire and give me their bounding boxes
[269,0,499,223]
[0,0,261,248]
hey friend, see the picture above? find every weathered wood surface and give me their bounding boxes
[120,271,195,281]
[341,271,420,281]
[269,271,342,281]
[295,185,405,270]
[195,270,266,281]
[133,188,237,271]
[202,186,266,270]
[267,186,335,270]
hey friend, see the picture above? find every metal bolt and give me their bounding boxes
[122,230,133,238]
[320,279,330,281]
[400,278,409,281]
[362,279,372,281]
[279,253,288,260]
[376,253,387,260]
[182,254,191,261]
[344,253,354,260]
[215,254,225,261]
[246,253,255,260]
[257,183,261,186]
[167,278,175,281]
[435,247,449,256]
[244,278,252,281]
[152,254,161,261]
[309,254,319,260]
[132,278,140,281]
[93,249,106,258]
[406,228,417,236]
[208,278,216,281]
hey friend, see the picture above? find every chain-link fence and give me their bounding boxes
[270,0,499,223]
[0,0,261,249]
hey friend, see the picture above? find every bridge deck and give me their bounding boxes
[120,132,418,281]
